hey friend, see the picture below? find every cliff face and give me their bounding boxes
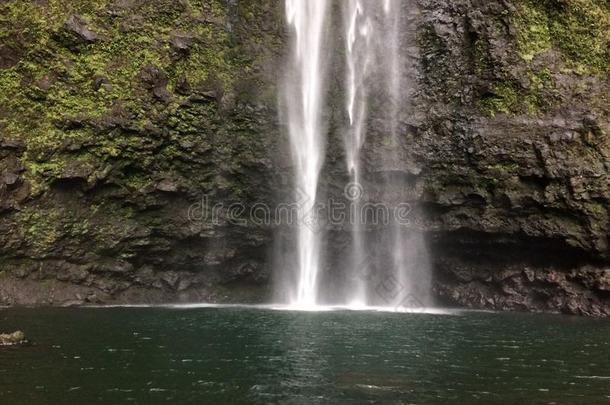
[0,0,286,304]
[412,0,610,316]
[1,0,609,315]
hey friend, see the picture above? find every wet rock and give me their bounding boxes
[0,139,25,151]
[134,266,156,286]
[0,331,28,346]
[56,15,99,50]
[93,76,113,93]
[62,299,85,307]
[156,178,179,193]
[96,102,135,130]
[107,0,138,16]
[139,65,171,102]
[435,256,610,317]
[597,270,610,292]
[161,271,180,290]
[65,15,98,42]
[58,161,95,181]
[169,31,196,53]
[56,265,90,283]
[119,14,144,32]
[102,261,134,274]
[175,75,191,95]
[0,45,22,69]
[177,278,193,292]
[1,173,19,187]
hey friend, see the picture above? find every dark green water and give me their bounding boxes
[1,307,609,404]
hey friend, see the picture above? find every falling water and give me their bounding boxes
[279,0,430,309]
[282,0,329,307]
[343,0,373,306]
[344,0,372,181]
[384,0,401,140]
[385,0,413,306]
[341,0,430,308]
[381,0,432,308]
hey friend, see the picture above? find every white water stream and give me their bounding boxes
[283,0,329,307]
[281,0,429,309]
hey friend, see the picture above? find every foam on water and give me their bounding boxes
[87,303,461,316]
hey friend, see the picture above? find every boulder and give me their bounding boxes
[0,331,28,346]
[169,31,196,53]
[55,15,99,50]
[64,15,98,43]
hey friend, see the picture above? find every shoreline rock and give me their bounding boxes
[0,331,28,346]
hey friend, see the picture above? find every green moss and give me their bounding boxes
[23,159,66,195]
[477,0,607,116]
[0,0,258,193]
[473,38,491,76]
[480,82,520,116]
[16,206,93,254]
[479,67,558,116]
[514,0,610,73]
[480,177,501,191]
[488,161,520,174]
[514,1,553,61]
[16,208,62,252]
[123,173,154,191]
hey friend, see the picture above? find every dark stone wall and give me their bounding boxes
[0,0,286,304]
[405,0,610,316]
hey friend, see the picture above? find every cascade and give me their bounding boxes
[280,0,430,309]
[282,0,330,307]
[343,0,374,306]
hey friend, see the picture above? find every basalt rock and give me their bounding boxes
[0,0,281,306]
[404,0,610,316]
[0,331,28,347]
[56,15,99,51]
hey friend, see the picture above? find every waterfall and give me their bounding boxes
[282,0,329,307]
[279,0,430,310]
[343,0,373,306]
[341,0,431,308]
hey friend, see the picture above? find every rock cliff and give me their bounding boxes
[0,0,609,315]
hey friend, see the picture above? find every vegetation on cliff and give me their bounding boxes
[0,0,281,303]
[476,0,609,116]
[0,0,279,194]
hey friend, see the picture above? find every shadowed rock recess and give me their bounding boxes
[0,0,609,316]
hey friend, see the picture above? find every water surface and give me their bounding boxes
[1,307,609,404]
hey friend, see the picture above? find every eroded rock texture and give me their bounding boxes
[0,0,285,305]
[405,0,610,316]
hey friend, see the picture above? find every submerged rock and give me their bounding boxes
[0,331,28,347]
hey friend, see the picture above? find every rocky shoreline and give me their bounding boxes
[2,265,609,317]
[435,263,610,318]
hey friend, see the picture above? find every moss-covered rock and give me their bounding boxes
[0,331,28,346]
[514,0,610,73]
[0,0,283,304]
[410,0,610,316]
